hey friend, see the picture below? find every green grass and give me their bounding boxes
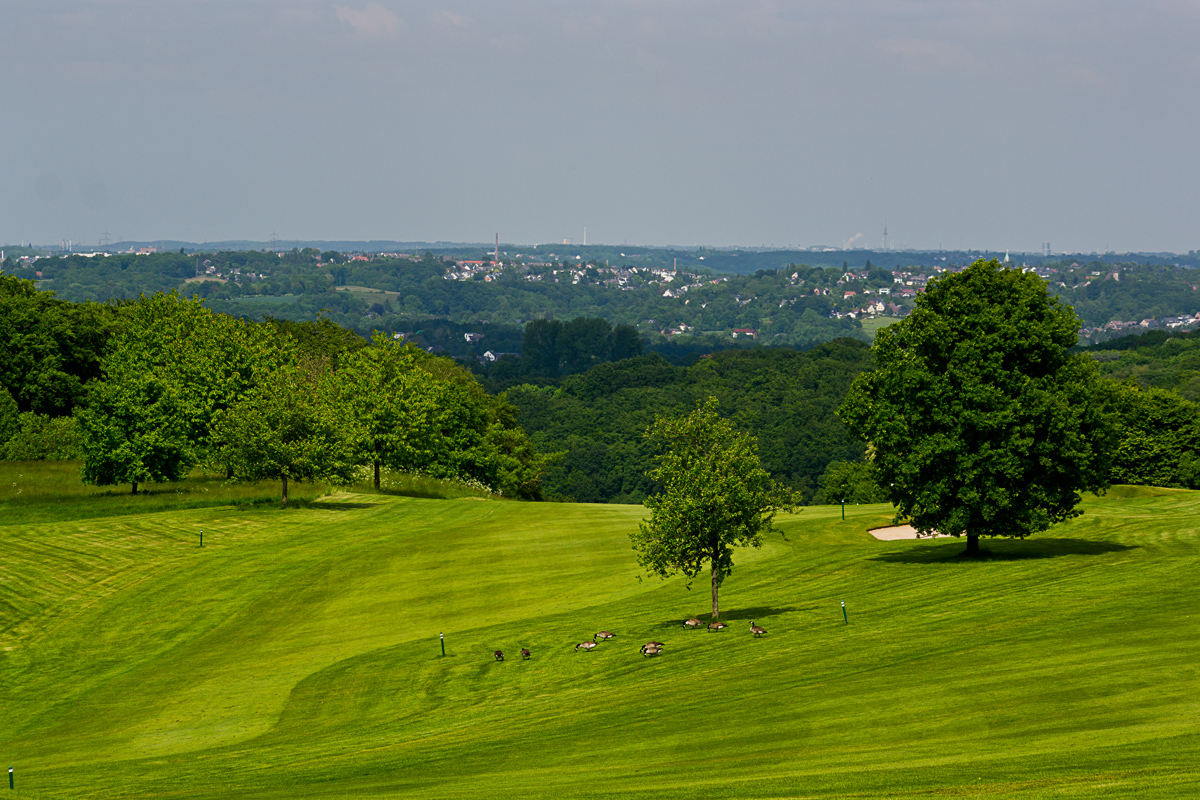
[335,285,403,301]
[1,467,1197,798]
[226,294,302,304]
[860,315,904,337]
[0,462,493,527]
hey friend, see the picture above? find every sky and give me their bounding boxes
[3,1,1198,253]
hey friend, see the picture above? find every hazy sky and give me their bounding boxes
[4,1,1198,252]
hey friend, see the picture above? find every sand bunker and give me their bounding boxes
[869,525,948,540]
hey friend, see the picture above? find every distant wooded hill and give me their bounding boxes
[506,341,875,504]
[1086,327,1200,400]
[10,248,1200,356]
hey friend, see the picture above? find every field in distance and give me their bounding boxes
[859,315,904,337]
[1,465,1197,798]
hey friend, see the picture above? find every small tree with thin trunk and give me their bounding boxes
[631,397,793,620]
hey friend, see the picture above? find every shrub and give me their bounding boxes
[3,413,84,460]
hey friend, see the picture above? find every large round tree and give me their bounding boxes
[838,259,1113,556]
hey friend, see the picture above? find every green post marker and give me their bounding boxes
[842,600,848,625]
[440,632,445,657]
[841,500,845,520]
[9,766,12,789]
[200,529,203,547]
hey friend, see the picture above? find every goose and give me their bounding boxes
[594,631,615,641]
[642,645,662,657]
[575,640,597,652]
[640,641,665,653]
[749,621,767,637]
[520,647,531,660]
[493,650,505,661]
[683,618,704,628]
[707,621,728,632]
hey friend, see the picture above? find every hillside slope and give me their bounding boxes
[1,480,1197,798]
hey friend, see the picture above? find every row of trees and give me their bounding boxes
[72,293,544,502]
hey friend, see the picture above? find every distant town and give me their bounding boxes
[4,242,1200,351]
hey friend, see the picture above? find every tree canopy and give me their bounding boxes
[0,274,116,416]
[507,341,875,504]
[0,388,18,450]
[75,293,288,493]
[210,361,358,506]
[815,460,887,505]
[1101,382,1200,488]
[839,259,1113,555]
[630,398,792,619]
[334,335,442,489]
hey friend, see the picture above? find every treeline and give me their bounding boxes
[16,249,1200,356]
[0,274,115,415]
[1076,327,1200,488]
[0,276,543,500]
[8,270,1200,503]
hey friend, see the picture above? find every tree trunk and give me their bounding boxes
[131,482,138,495]
[374,459,381,491]
[282,474,288,508]
[711,565,720,620]
[966,533,980,557]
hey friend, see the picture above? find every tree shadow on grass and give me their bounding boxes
[651,606,798,627]
[294,500,381,511]
[376,487,464,500]
[871,537,1138,564]
[718,606,800,622]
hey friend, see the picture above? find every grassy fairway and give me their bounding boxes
[1,471,1198,799]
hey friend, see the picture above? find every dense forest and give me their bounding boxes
[1085,327,1200,400]
[507,341,877,504]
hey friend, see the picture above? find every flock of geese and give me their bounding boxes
[491,619,767,662]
